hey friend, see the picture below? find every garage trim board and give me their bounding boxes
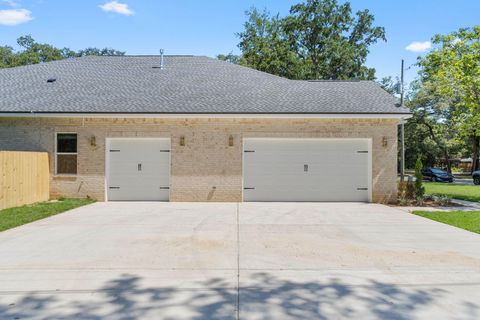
[105,138,171,201]
[242,138,372,202]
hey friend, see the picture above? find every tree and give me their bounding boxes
[75,47,125,57]
[284,0,385,80]
[236,0,386,80]
[378,76,467,171]
[414,158,425,200]
[0,46,14,68]
[418,26,480,172]
[14,35,64,65]
[0,35,65,68]
[377,76,399,95]
[0,35,125,69]
[403,82,466,172]
[217,52,240,64]
[237,8,303,79]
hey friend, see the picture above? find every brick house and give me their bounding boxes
[0,56,411,203]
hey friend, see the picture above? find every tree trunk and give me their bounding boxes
[473,136,480,173]
[444,151,452,173]
[422,120,452,172]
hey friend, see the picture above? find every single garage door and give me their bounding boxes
[107,138,170,201]
[243,138,371,202]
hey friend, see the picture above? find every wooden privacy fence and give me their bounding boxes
[0,151,50,210]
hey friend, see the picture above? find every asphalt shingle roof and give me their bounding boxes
[0,55,410,114]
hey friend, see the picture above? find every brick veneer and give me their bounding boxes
[0,117,398,203]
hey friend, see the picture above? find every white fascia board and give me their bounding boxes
[0,113,413,120]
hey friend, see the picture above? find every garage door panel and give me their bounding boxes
[108,188,169,201]
[108,161,169,173]
[243,139,370,202]
[108,178,170,187]
[244,188,368,202]
[107,139,170,201]
[244,185,368,201]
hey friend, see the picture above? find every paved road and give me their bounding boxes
[400,176,476,185]
[453,178,475,185]
[0,202,479,319]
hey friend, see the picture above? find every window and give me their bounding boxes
[56,133,77,174]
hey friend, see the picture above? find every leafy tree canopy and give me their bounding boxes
[222,0,386,80]
[403,82,465,171]
[216,52,241,64]
[418,26,480,171]
[0,35,124,69]
[377,76,399,95]
[419,26,480,138]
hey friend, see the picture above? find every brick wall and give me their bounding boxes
[0,117,398,203]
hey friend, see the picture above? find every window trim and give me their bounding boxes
[55,132,78,176]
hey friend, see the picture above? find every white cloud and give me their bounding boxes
[405,41,432,53]
[99,1,134,16]
[2,0,19,7]
[0,8,32,25]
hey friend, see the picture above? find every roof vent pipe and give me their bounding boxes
[160,49,164,70]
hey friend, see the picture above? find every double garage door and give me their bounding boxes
[243,139,371,202]
[106,138,371,202]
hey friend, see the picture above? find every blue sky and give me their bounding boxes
[1,0,480,84]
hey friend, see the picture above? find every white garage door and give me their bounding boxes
[243,138,371,202]
[107,138,170,201]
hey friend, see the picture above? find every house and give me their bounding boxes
[458,158,479,172]
[0,55,411,203]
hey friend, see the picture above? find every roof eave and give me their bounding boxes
[0,111,413,119]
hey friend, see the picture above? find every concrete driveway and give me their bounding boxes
[0,202,479,319]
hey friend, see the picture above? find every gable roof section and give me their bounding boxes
[0,55,410,115]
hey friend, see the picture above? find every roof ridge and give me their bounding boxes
[212,57,292,82]
[80,54,196,57]
[305,79,364,82]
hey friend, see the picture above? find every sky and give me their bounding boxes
[1,0,480,85]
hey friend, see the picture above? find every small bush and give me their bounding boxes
[398,180,406,200]
[435,195,452,206]
[423,195,435,202]
[416,196,425,206]
[398,197,409,206]
[406,179,415,201]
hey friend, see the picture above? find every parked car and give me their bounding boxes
[422,167,454,183]
[473,170,480,185]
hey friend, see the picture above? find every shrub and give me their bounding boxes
[405,178,415,201]
[414,158,425,200]
[423,195,435,202]
[435,195,452,206]
[398,180,406,201]
[416,196,425,206]
[398,197,409,206]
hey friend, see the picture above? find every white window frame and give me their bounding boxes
[55,132,78,176]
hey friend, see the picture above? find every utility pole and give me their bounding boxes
[400,59,405,181]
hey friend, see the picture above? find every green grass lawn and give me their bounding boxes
[0,198,94,232]
[424,182,480,202]
[414,210,480,234]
